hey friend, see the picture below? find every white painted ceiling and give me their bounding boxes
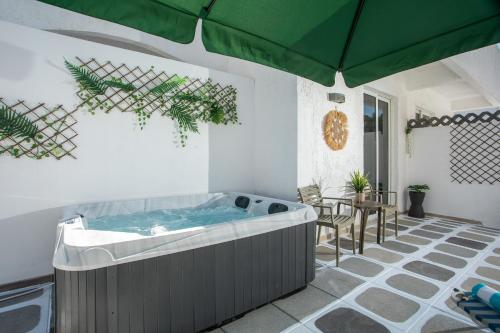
[403,62,484,107]
[431,80,480,100]
[402,45,500,111]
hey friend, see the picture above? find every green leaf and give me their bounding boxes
[408,184,430,192]
[208,103,225,124]
[64,59,107,95]
[348,170,370,193]
[174,91,204,103]
[103,78,136,92]
[0,106,39,139]
[149,76,186,96]
[168,105,198,133]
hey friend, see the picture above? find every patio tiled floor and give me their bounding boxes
[213,215,499,333]
[0,283,52,333]
[1,215,498,332]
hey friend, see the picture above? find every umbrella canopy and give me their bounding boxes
[38,0,500,87]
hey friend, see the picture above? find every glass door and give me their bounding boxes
[363,93,390,197]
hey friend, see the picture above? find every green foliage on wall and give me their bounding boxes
[0,101,78,160]
[66,59,238,146]
[0,106,39,139]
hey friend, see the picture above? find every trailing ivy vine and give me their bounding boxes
[0,105,70,159]
[65,59,238,146]
[405,125,413,157]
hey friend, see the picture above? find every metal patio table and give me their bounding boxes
[352,200,383,254]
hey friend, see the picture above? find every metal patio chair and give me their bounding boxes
[343,183,398,241]
[298,185,356,266]
[369,189,399,239]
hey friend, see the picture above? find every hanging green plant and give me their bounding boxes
[64,60,107,96]
[148,76,186,96]
[0,106,39,139]
[174,91,204,103]
[208,103,225,124]
[66,58,239,147]
[103,77,136,92]
[405,125,413,156]
[168,104,198,133]
[0,102,77,160]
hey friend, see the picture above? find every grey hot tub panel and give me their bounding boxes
[55,221,316,333]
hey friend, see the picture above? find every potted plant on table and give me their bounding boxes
[349,170,370,203]
[408,184,430,218]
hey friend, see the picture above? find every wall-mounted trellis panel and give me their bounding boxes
[407,110,500,129]
[68,57,238,146]
[407,110,499,185]
[450,115,499,185]
[72,57,237,121]
[0,98,77,159]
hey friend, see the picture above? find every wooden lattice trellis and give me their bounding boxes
[72,57,238,126]
[406,109,499,185]
[450,119,499,184]
[407,110,500,129]
[0,98,77,159]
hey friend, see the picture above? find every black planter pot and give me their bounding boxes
[408,191,426,218]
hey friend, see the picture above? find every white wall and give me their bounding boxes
[208,69,255,193]
[0,0,299,201]
[296,72,431,213]
[0,0,299,284]
[0,22,211,218]
[402,74,499,227]
[445,45,500,105]
[254,70,298,200]
[407,126,500,227]
[2,0,497,286]
[0,21,255,284]
[297,75,363,198]
[406,88,452,117]
[366,74,464,212]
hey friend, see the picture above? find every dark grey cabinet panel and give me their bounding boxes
[55,221,315,333]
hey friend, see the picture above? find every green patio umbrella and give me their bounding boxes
[38,0,500,87]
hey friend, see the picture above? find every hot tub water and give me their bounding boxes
[86,205,259,236]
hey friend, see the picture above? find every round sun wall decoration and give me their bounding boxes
[324,109,348,150]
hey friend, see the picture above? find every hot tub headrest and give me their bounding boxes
[268,203,288,214]
[235,196,250,209]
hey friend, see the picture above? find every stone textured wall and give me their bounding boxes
[297,75,364,199]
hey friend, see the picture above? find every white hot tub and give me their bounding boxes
[54,192,317,271]
[53,192,317,333]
